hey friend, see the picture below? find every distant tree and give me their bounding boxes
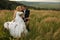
[0,1,24,10]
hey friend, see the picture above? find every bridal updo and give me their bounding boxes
[16,6,22,11]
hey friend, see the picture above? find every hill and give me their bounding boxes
[18,1,60,9]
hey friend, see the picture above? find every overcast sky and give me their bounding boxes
[9,0,60,2]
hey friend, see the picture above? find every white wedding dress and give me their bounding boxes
[4,11,28,38]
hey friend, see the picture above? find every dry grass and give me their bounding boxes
[0,10,60,40]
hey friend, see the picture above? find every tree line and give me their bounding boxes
[0,1,24,10]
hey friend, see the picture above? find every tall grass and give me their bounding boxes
[0,10,60,40]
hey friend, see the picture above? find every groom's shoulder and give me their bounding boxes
[26,9,30,12]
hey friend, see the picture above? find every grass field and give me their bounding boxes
[0,10,60,40]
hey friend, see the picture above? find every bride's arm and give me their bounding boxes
[20,14,24,18]
[13,11,16,22]
[13,11,16,19]
[19,12,24,18]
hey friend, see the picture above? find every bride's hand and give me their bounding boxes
[19,14,24,18]
[26,18,30,20]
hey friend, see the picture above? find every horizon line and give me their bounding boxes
[9,0,60,2]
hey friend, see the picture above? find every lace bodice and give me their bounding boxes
[16,11,23,17]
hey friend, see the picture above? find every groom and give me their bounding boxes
[22,5,30,31]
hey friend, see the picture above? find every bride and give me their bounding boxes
[4,6,28,39]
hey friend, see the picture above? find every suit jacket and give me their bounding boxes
[24,9,30,18]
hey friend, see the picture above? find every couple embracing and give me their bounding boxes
[4,5,30,39]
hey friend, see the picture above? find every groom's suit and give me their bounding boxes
[23,9,30,22]
[23,9,30,31]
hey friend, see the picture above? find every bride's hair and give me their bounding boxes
[16,6,22,11]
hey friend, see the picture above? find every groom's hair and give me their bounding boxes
[22,5,26,8]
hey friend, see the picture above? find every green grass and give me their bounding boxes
[0,10,60,40]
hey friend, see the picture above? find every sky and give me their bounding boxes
[9,0,60,2]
